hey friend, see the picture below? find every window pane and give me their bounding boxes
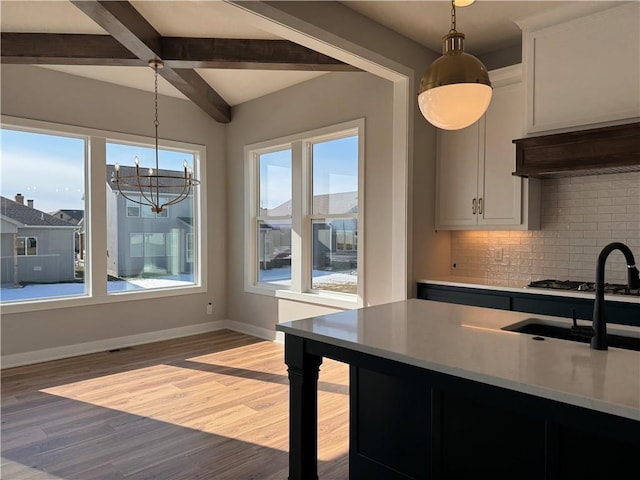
[312,135,358,215]
[1,128,86,303]
[16,237,26,256]
[130,233,143,257]
[259,149,291,217]
[257,219,291,286]
[106,142,197,293]
[311,218,357,294]
[145,233,165,257]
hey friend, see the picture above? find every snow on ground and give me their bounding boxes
[1,269,356,303]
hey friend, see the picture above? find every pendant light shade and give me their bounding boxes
[418,2,492,130]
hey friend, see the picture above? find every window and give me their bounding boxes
[309,135,359,294]
[245,119,364,306]
[1,127,86,302]
[106,142,197,292]
[16,237,37,256]
[1,118,206,308]
[256,148,292,286]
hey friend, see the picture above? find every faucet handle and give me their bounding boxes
[571,309,595,338]
[627,265,640,290]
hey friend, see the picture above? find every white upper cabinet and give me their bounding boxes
[519,2,640,134]
[436,65,540,231]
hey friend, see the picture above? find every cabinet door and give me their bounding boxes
[479,82,523,226]
[524,2,640,133]
[436,123,479,228]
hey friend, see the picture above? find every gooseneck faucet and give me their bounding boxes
[591,242,640,350]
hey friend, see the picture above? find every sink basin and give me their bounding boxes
[502,318,640,351]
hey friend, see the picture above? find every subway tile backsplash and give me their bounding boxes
[450,172,640,287]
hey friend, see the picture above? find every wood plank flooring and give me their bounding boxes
[1,330,349,479]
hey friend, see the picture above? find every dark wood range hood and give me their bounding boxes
[512,121,640,178]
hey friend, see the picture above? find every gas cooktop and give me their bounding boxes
[527,279,640,296]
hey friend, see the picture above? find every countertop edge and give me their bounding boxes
[418,277,640,304]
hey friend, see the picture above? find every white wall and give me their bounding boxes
[226,71,394,330]
[226,0,451,324]
[1,65,227,361]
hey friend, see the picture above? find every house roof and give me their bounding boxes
[267,191,357,217]
[0,196,75,227]
[50,209,84,223]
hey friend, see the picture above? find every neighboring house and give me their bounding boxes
[262,191,358,271]
[49,209,83,225]
[106,165,195,279]
[49,208,85,260]
[0,194,78,286]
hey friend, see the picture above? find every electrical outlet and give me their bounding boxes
[494,248,503,262]
[206,302,213,315]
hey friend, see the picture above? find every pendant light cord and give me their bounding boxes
[449,0,457,34]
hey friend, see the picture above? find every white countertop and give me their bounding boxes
[277,299,640,421]
[418,276,640,304]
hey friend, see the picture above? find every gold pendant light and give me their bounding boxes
[418,0,492,130]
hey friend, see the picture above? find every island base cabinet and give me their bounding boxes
[350,365,639,479]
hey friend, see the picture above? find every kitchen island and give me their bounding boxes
[276,299,639,480]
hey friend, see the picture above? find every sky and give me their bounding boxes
[260,134,358,210]
[1,127,355,214]
[1,128,193,214]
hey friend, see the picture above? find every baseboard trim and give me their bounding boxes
[1,321,227,369]
[0,319,288,369]
[224,320,279,342]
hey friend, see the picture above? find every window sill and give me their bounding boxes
[245,283,362,309]
[277,289,362,309]
[0,284,206,315]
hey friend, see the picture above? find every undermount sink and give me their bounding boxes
[502,318,640,351]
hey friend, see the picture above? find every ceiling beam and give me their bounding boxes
[0,33,143,66]
[161,38,360,71]
[1,33,359,72]
[70,0,231,123]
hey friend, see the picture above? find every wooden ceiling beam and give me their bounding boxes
[161,38,360,71]
[70,0,231,123]
[0,33,143,66]
[1,33,358,72]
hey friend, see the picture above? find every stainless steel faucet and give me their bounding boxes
[591,242,640,350]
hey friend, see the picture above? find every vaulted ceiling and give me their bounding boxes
[2,1,617,124]
[1,1,359,124]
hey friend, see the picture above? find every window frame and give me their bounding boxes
[244,119,364,309]
[1,115,207,314]
[16,236,38,256]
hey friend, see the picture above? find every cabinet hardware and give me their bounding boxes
[472,198,476,214]
[478,197,483,215]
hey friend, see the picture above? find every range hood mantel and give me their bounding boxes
[512,122,640,178]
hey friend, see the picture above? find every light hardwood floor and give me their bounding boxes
[1,330,349,479]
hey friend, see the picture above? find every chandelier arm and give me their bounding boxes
[160,182,192,208]
[131,175,158,212]
[113,182,150,207]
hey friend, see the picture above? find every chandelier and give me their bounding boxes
[417,0,492,130]
[113,59,200,213]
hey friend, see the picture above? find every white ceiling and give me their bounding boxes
[0,0,625,107]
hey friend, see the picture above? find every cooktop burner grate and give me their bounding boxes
[527,279,639,295]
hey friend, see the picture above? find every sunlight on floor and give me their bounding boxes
[40,347,349,462]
